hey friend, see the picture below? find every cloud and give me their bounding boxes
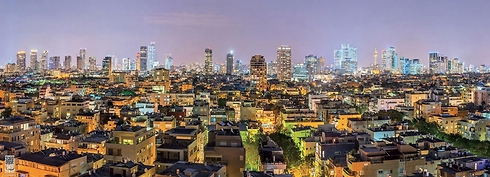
[144,12,237,28]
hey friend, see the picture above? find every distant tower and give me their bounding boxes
[77,55,84,70]
[64,55,71,70]
[277,45,292,81]
[40,50,48,71]
[80,48,87,69]
[122,58,130,71]
[204,48,213,75]
[136,53,141,71]
[89,57,96,71]
[250,55,267,91]
[102,56,112,76]
[30,50,38,71]
[374,48,378,65]
[226,51,234,75]
[139,46,148,71]
[16,51,27,72]
[165,55,173,70]
[148,42,156,71]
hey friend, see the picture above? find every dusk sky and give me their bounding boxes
[1,0,490,67]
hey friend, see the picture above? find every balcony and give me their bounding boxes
[342,168,356,177]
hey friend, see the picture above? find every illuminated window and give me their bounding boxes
[123,139,134,145]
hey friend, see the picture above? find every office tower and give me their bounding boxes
[204,48,213,75]
[305,55,318,81]
[250,55,267,91]
[139,46,148,71]
[235,59,243,74]
[480,65,487,73]
[164,55,173,70]
[386,47,398,73]
[410,59,423,75]
[381,50,387,71]
[79,48,87,69]
[16,51,27,72]
[292,63,307,81]
[89,57,96,71]
[102,56,112,75]
[267,61,278,77]
[64,55,71,70]
[399,57,411,75]
[40,50,48,71]
[318,56,326,74]
[76,55,84,70]
[148,42,156,71]
[374,48,378,65]
[277,45,292,81]
[122,58,130,71]
[49,56,60,70]
[135,53,141,71]
[226,52,234,75]
[333,44,358,75]
[429,52,439,74]
[30,50,38,71]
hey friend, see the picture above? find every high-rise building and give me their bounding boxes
[135,53,141,71]
[122,58,130,71]
[318,56,326,74]
[381,50,387,71]
[429,52,439,74]
[386,47,398,73]
[267,61,278,77]
[30,50,38,71]
[77,55,84,70]
[277,45,292,81]
[164,55,173,70]
[64,55,71,70]
[102,56,112,75]
[16,51,27,72]
[305,55,318,81]
[139,46,148,71]
[410,59,424,75]
[89,57,96,71]
[250,55,267,91]
[399,57,411,75]
[226,52,234,75]
[148,42,155,71]
[50,56,60,70]
[130,58,136,71]
[333,44,358,74]
[40,50,48,71]
[204,48,213,75]
[79,48,87,69]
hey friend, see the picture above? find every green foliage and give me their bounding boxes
[217,98,227,107]
[1,107,12,118]
[355,104,368,115]
[412,118,490,157]
[376,109,405,122]
[269,131,302,169]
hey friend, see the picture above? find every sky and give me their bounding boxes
[1,0,490,67]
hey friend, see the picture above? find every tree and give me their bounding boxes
[355,104,368,115]
[1,107,12,118]
[269,131,302,169]
[376,109,405,122]
[217,98,227,107]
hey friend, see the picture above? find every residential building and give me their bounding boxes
[105,125,156,165]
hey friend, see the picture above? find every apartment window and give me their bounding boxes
[108,148,113,155]
[378,170,383,174]
[240,156,244,161]
[123,139,134,145]
[117,149,122,156]
[219,141,227,146]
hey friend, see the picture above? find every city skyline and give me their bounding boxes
[2,1,490,67]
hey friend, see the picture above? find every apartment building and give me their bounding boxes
[156,161,226,177]
[205,122,245,177]
[45,132,83,151]
[259,136,287,174]
[0,116,40,152]
[78,131,110,154]
[16,149,88,177]
[104,125,156,165]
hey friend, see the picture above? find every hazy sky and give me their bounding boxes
[1,0,490,67]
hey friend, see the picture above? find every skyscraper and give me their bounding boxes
[333,44,358,75]
[277,45,292,81]
[80,48,87,69]
[250,55,267,91]
[165,55,173,70]
[381,50,387,71]
[318,56,326,74]
[139,46,148,71]
[64,55,71,70]
[204,48,213,75]
[50,56,60,70]
[89,57,96,71]
[40,50,48,71]
[102,56,112,75]
[148,42,156,71]
[226,52,234,75]
[30,50,38,71]
[77,55,84,70]
[16,51,27,72]
[305,55,318,82]
[387,47,397,73]
[122,58,130,71]
[136,53,141,71]
[429,52,439,74]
